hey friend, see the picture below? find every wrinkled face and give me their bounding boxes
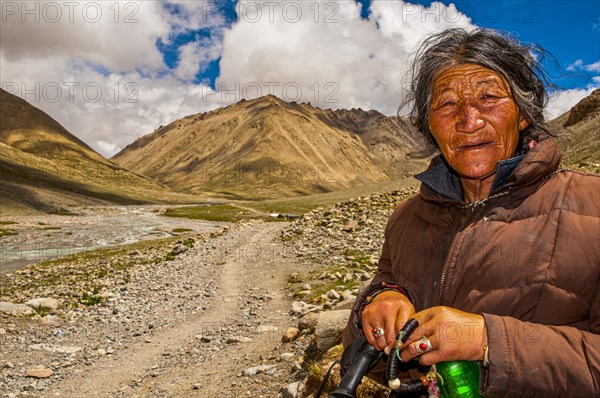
[427,64,529,180]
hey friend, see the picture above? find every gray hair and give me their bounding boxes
[401,28,557,158]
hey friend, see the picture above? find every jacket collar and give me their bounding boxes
[415,137,562,204]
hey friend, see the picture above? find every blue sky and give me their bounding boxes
[163,0,600,92]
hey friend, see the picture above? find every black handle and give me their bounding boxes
[329,339,383,398]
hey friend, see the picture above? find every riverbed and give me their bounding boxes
[0,205,228,275]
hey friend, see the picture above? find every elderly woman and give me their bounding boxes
[342,28,599,397]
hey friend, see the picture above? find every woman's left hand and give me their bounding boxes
[399,306,488,366]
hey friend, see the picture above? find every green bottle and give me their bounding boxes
[436,361,483,398]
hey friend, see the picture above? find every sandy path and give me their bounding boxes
[38,221,296,398]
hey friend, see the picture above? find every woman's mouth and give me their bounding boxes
[456,141,494,151]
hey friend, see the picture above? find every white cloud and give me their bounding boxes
[0,1,228,157]
[567,59,584,72]
[545,88,597,120]
[566,58,600,73]
[584,60,600,73]
[0,1,171,73]
[174,37,223,81]
[217,0,474,115]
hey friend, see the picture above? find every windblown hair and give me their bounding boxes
[401,28,558,158]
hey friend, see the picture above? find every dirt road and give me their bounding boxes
[1,221,302,398]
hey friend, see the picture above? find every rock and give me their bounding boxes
[96,349,107,356]
[342,220,359,232]
[301,283,312,290]
[280,352,294,361]
[315,310,351,352]
[226,336,251,344]
[360,271,372,281]
[291,361,302,372]
[326,290,341,301]
[291,301,307,314]
[192,383,201,389]
[171,244,187,255]
[281,381,303,398]
[128,250,140,256]
[0,302,36,317]
[298,312,319,331]
[5,362,15,368]
[27,366,53,378]
[25,297,62,311]
[242,364,277,377]
[29,344,81,354]
[282,327,300,343]
[335,298,356,310]
[341,289,354,300]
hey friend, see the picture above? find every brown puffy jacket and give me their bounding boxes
[342,138,600,397]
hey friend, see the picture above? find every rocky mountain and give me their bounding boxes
[112,95,426,200]
[553,89,600,168]
[0,89,197,214]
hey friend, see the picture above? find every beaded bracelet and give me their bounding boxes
[358,281,415,330]
[365,281,415,305]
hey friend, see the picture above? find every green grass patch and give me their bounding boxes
[0,229,18,237]
[163,204,256,222]
[172,228,194,233]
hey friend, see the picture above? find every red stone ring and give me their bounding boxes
[372,327,385,339]
[413,336,433,354]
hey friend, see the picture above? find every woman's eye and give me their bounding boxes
[435,100,455,109]
[480,94,498,101]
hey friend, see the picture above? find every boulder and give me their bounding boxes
[315,310,351,352]
[298,312,319,331]
[0,302,35,317]
[25,298,61,311]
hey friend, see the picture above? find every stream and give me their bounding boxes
[0,205,228,275]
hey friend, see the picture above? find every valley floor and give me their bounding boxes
[0,221,305,398]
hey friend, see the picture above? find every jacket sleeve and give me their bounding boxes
[480,284,600,398]
[342,215,397,347]
[341,209,416,386]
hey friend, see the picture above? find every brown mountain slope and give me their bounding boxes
[551,89,600,169]
[112,95,426,199]
[0,89,200,214]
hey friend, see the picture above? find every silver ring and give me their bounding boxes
[413,336,433,354]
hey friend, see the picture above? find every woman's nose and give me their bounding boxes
[455,102,485,133]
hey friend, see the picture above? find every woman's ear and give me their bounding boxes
[519,116,530,131]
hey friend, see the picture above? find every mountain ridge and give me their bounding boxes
[112,94,426,199]
[0,89,202,214]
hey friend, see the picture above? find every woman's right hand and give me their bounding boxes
[361,291,416,355]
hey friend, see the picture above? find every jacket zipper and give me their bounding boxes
[434,233,461,306]
[434,205,484,306]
